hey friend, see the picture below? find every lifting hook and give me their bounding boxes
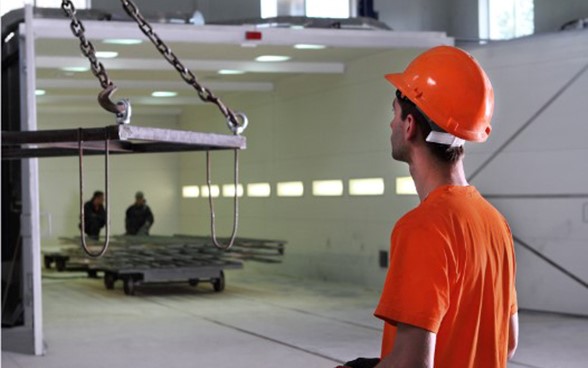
[98,84,132,125]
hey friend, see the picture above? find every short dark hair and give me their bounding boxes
[396,91,464,163]
[92,191,104,200]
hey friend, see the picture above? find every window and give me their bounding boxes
[222,184,244,198]
[2,0,88,16]
[277,181,304,197]
[312,180,344,197]
[247,183,272,197]
[305,0,350,18]
[349,178,385,196]
[1,0,26,16]
[395,176,417,195]
[182,186,200,198]
[36,0,87,8]
[200,185,220,198]
[260,0,351,19]
[481,0,534,40]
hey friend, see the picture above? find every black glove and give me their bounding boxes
[342,357,381,368]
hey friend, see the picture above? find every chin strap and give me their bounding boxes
[426,131,465,148]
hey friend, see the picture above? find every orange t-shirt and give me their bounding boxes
[374,185,517,368]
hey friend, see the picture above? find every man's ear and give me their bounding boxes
[405,113,419,141]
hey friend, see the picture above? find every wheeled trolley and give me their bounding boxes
[100,259,243,296]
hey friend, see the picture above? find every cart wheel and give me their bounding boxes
[44,256,52,269]
[188,279,199,287]
[123,278,135,296]
[87,270,98,279]
[104,273,116,290]
[212,271,225,292]
[55,258,66,272]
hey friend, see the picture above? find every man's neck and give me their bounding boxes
[409,154,469,201]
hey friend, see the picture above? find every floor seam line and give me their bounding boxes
[144,296,345,365]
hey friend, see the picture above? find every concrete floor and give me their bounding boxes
[2,269,587,368]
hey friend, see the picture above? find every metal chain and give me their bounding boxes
[119,0,248,135]
[61,1,131,122]
[61,0,113,90]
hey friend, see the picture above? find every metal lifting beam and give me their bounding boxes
[1,125,247,160]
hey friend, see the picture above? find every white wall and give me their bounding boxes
[465,30,588,315]
[177,49,424,288]
[37,111,182,248]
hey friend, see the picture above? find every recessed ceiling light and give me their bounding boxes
[218,69,246,75]
[151,91,178,97]
[102,38,143,45]
[95,51,119,58]
[35,89,46,96]
[255,55,291,62]
[4,32,15,43]
[61,66,89,72]
[294,44,326,50]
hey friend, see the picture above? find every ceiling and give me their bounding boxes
[27,18,453,116]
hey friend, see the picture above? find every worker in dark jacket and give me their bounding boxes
[125,191,154,235]
[82,191,106,240]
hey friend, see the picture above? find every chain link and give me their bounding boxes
[119,0,247,134]
[61,0,113,90]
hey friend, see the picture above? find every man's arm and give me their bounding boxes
[508,312,519,360]
[376,323,436,368]
[146,206,154,227]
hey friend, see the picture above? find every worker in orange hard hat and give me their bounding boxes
[339,46,518,368]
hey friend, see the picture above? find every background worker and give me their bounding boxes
[81,190,106,240]
[125,191,154,236]
[341,46,518,368]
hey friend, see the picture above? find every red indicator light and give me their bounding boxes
[245,31,262,41]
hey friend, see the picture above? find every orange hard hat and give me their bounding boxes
[385,46,494,142]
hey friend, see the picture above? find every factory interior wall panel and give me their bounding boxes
[37,113,182,247]
[534,0,588,33]
[179,49,424,288]
[447,0,479,39]
[464,30,588,315]
[374,0,451,32]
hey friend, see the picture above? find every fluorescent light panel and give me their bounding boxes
[312,180,343,197]
[102,38,143,45]
[151,91,177,97]
[294,44,326,50]
[277,181,304,197]
[218,69,246,75]
[396,176,417,195]
[200,185,220,198]
[182,185,200,198]
[349,178,385,196]
[61,66,89,72]
[35,89,46,96]
[256,55,291,62]
[247,183,271,197]
[222,184,244,198]
[95,51,118,58]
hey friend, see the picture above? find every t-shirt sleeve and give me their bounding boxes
[374,222,452,333]
[504,221,518,315]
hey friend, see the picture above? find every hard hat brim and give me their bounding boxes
[384,73,405,94]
